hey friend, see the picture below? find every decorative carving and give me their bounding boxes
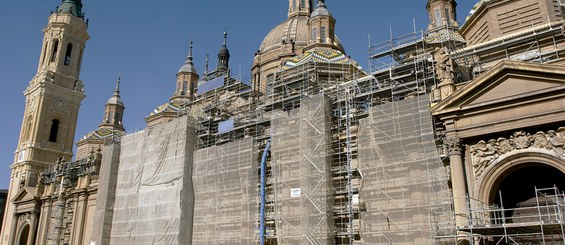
[445,137,461,156]
[49,96,68,115]
[27,97,37,113]
[434,47,454,85]
[470,128,565,180]
[18,213,32,225]
[470,140,499,177]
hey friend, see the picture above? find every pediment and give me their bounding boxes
[12,187,37,203]
[432,60,565,115]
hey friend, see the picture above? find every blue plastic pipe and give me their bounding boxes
[260,140,271,245]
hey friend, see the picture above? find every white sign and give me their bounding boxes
[290,188,301,198]
[352,194,360,204]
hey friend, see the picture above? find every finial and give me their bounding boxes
[223,30,228,46]
[205,54,210,74]
[114,77,121,95]
[188,40,193,60]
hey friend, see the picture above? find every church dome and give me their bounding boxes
[259,15,343,54]
[259,16,310,54]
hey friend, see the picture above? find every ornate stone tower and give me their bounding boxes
[172,41,199,102]
[1,0,89,243]
[426,0,459,31]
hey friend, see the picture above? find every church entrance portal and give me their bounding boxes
[491,164,565,210]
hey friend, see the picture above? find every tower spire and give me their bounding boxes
[173,41,200,101]
[178,40,196,74]
[101,76,125,130]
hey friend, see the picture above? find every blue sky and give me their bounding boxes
[0,1,477,189]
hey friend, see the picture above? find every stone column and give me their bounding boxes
[445,137,468,227]
[7,212,18,245]
[27,212,38,245]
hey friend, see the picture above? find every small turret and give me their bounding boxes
[100,77,125,131]
[173,41,199,101]
[217,32,230,75]
[307,0,339,51]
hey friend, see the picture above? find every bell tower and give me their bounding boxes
[1,0,89,243]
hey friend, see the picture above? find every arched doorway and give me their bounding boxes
[491,164,565,208]
[17,224,30,245]
[479,160,565,244]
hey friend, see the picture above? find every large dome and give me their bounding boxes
[259,15,344,54]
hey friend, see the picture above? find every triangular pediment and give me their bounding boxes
[12,187,37,203]
[432,60,565,115]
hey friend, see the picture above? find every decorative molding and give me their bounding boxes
[17,213,32,225]
[470,128,565,180]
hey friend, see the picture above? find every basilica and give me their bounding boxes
[3,0,565,244]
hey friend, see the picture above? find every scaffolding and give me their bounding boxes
[451,21,565,80]
[356,96,453,244]
[271,95,335,244]
[192,137,260,244]
[433,187,565,244]
[109,116,197,244]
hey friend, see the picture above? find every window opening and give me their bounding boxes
[434,9,442,27]
[51,40,59,63]
[64,43,73,66]
[49,119,59,143]
[311,27,317,42]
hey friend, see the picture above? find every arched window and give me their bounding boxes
[293,0,296,9]
[320,26,326,43]
[300,0,306,8]
[18,224,30,245]
[434,8,442,27]
[64,43,73,66]
[311,27,317,43]
[49,119,59,143]
[50,40,59,63]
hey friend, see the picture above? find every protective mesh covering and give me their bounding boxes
[90,144,121,245]
[192,137,259,244]
[271,95,335,244]
[357,96,452,244]
[110,116,197,244]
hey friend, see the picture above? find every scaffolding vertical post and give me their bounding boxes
[344,87,355,245]
[535,187,547,244]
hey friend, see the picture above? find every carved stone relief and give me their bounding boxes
[470,128,565,180]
